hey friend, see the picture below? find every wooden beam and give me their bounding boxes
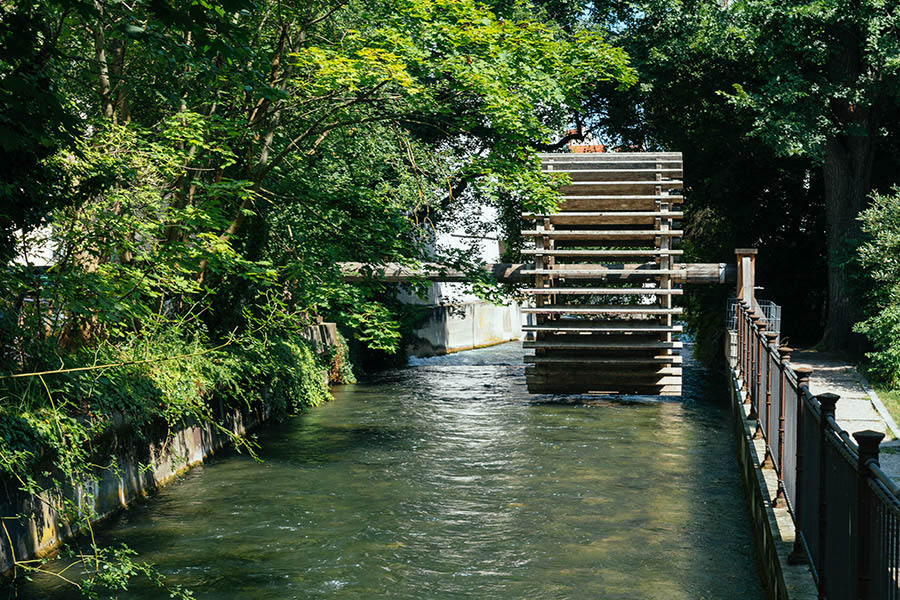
[338,262,735,284]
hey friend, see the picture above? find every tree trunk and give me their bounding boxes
[819,6,877,353]
[820,131,874,352]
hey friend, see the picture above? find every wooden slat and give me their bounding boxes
[525,374,683,386]
[521,249,683,257]
[523,323,683,333]
[526,385,683,396]
[522,212,683,226]
[522,305,683,315]
[520,268,686,279]
[558,197,683,211]
[521,230,684,240]
[524,355,683,364]
[523,287,683,295]
[524,340,682,350]
[522,211,683,218]
[527,366,682,376]
[546,170,682,182]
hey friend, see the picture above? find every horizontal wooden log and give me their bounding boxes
[339,262,734,284]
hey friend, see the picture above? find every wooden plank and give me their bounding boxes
[547,169,682,180]
[527,366,683,377]
[523,287,683,295]
[520,268,685,280]
[522,212,683,226]
[521,230,684,240]
[558,197,683,211]
[560,185,682,197]
[526,374,683,386]
[524,355,683,364]
[524,341,681,350]
[523,211,684,218]
[521,249,684,257]
[522,305,683,315]
[523,323,683,333]
[546,170,682,182]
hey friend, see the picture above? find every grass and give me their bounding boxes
[875,385,900,423]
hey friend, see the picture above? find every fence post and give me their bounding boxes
[853,430,884,600]
[735,248,758,306]
[817,392,840,600]
[774,346,793,508]
[789,367,813,564]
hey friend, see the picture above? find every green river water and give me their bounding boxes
[11,341,764,599]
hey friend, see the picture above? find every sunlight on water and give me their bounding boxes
[10,342,764,599]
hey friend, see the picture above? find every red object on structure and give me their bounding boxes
[569,144,605,153]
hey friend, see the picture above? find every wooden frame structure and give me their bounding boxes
[522,152,685,395]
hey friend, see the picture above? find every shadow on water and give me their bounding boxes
[7,341,764,600]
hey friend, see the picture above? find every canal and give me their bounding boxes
[13,341,764,599]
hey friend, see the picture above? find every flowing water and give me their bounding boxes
[11,342,764,599]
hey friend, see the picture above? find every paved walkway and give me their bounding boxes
[791,350,900,479]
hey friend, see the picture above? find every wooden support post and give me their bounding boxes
[657,157,675,366]
[735,248,758,306]
[789,367,813,564]
[854,429,884,600]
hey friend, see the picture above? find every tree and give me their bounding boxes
[725,0,900,351]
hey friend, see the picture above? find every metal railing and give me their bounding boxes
[726,296,781,335]
[732,299,900,599]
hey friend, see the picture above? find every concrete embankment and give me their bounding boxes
[0,323,341,575]
[408,301,522,356]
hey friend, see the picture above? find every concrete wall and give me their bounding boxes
[0,404,263,575]
[407,301,522,356]
[0,323,340,575]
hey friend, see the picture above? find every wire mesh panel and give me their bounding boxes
[869,477,900,599]
[821,430,859,599]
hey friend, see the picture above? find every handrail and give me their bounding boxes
[730,295,900,599]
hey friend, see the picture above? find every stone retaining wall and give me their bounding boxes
[1,323,340,575]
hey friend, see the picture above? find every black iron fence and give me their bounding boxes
[733,299,900,599]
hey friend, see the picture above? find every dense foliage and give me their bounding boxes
[0,0,635,593]
[536,0,900,364]
[856,190,900,388]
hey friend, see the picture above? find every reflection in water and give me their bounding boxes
[11,342,764,599]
